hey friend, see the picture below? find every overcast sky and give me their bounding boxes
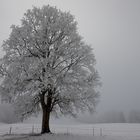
[0,0,140,113]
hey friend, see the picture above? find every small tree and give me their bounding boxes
[0,5,100,134]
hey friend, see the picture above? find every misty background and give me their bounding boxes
[0,0,140,123]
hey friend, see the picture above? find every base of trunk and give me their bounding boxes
[41,129,51,134]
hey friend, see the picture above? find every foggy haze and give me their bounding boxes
[0,0,140,113]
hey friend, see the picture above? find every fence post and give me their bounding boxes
[100,128,102,136]
[93,127,94,136]
[9,127,12,134]
[32,125,34,134]
[67,128,69,135]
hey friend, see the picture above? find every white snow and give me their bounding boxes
[0,121,140,140]
[1,134,140,140]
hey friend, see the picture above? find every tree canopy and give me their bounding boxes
[0,5,100,133]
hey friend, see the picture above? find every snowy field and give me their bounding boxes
[0,122,140,140]
[1,134,140,140]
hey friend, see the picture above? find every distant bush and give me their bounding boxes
[128,110,140,123]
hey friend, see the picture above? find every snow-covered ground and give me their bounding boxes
[0,118,140,140]
[1,133,140,140]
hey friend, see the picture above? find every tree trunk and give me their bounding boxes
[41,106,51,134]
[40,89,53,134]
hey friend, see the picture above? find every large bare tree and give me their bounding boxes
[0,5,100,134]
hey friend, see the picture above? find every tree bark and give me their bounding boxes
[41,106,51,134]
[40,89,53,134]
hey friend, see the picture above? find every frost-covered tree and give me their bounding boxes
[0,5,100,134]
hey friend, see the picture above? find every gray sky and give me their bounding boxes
[0,0,140,112]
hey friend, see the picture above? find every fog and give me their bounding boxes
[0,0,140,114]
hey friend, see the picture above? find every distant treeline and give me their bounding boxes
[0,104,140,124]
[77,110,140,123]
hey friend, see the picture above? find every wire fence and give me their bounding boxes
[0,124,140,137]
